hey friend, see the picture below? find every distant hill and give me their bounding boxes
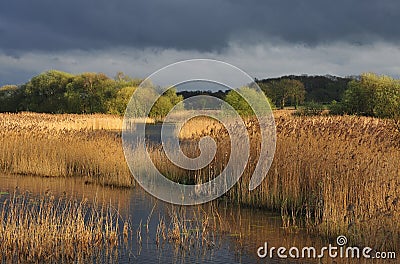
[177,90,228,109]
[257,74,356,104]
[178,75,356,105]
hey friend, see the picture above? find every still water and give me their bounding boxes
[1,174,387,264]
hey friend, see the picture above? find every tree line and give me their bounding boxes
[257,74,353,104]
[1,70,399,122]
[0,70,182,118]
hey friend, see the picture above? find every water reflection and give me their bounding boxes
[0,174,395,263]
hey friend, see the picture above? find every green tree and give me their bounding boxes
[0,85,22,112]
[340,80,374,115]
[65,72,116,113]
[149,87,183,119]
[0,70,147,114]
[149,96,174,118]
[125,84,158,118]
[224,87,274,117]
[114,72,142,88]
[332,73,400,119]
[368,74,400,118]
[23,70,74,112]
[261,79,305,109]
[107,86,136,115]
[287,80,306,109]
[163,88,184,110]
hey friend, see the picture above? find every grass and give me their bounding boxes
[0,191,128,263]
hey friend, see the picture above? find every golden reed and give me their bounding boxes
[1,112,399,251]
[0,191,126,263]
[0,113,133,187]
[153,114,400,251]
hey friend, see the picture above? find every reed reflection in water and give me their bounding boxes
[1,174,395,263]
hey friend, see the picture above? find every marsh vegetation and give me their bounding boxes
[0,191,124,263]
[1,111,399,262]
[0,113,132,187]
[142,115,400,251]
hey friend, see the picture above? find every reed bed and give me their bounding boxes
[0,174,134,217]
[148,115,400,251]
[0,113,133,187]
[1,112,124,131]
[177,110,295,139]
[2,112,399,251]
[0,191,128,263]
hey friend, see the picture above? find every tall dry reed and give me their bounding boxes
[2,112,399,251]
[148,115,400,251]
[1,112,124,131]
[0,113,133,187]
[0,191,128,263]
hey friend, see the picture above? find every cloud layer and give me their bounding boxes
[2,42,400,86]
[2,0,400,53]
[1,0,399,85]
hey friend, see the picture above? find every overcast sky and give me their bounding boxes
[1,0,400,86]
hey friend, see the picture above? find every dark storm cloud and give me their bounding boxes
[1,0,399,54]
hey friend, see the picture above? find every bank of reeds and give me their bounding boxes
[1,112,124,131]
[0,113,133,187]
[0,191,127,263]
[149,115,400,251]
[2,112,399,251]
